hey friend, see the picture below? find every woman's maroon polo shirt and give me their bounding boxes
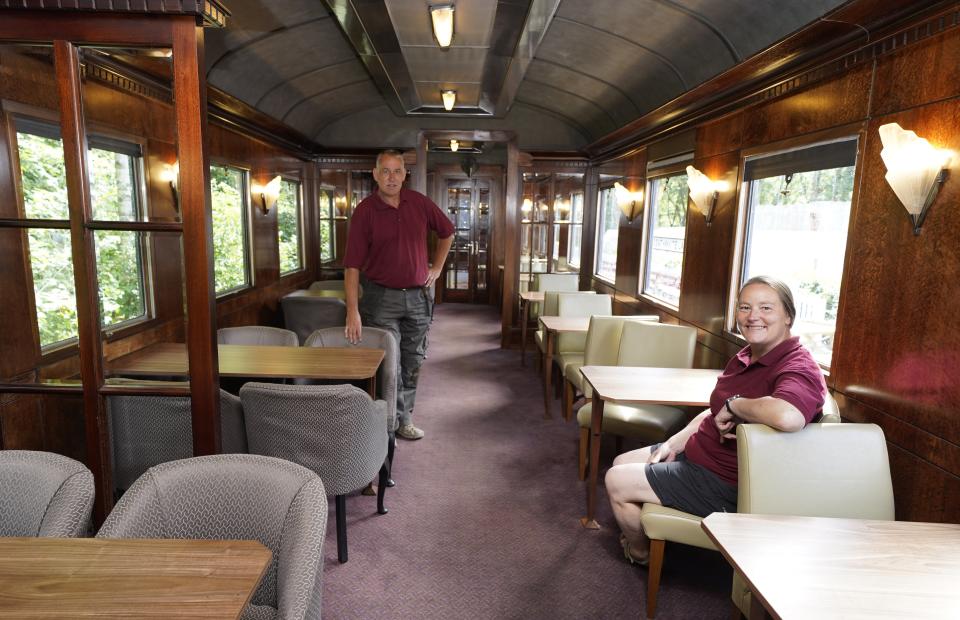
[684,336,826,486]
[344,188,454,289]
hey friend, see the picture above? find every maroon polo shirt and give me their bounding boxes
[344,188,454,289]
[684,336,826,486]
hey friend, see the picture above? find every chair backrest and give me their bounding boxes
[583,315,660,366]
[0,450,94,537]
[818,391,841,423]
[304,326,399,431]
[97,454,327,618]
[281,295,347,344]
[555,293,613,353]
[541,289,595,318]
[240,383,388,497]
[617,320,697,368]
[533,272,579,293]
[107,390,247,491]
[217,325,298,347]
[736,423,895,519]
[308,280,345,291]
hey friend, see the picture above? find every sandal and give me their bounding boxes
[620,535,649,566]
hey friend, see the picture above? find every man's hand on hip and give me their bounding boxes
[345,309,362,344]
[424,266,442,288]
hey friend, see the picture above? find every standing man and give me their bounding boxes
[344,150,454,440]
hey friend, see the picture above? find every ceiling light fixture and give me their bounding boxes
[450,139,459,152]
[430,4,455,48]
[441,89,456,111]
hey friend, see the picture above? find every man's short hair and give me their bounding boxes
[375,149,405,170]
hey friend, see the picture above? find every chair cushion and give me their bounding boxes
[576,402,687,444]
[563,362,585,393]
[639,504,716,550]
[557,352,584,375]
[241,604,277,620]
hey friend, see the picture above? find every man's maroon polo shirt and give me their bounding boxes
[684,336,826,485]
[344,188,454,289]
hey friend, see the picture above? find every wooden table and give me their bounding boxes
[578,365,720,528]
[109,343,384,396]
[518,290,544,366]
[285,288,346,299]
[539,316,590,418]
[0,537,272,618]
[701,513,960,620]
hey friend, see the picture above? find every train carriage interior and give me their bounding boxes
[0,0,958,618]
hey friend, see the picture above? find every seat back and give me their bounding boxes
[97,454,327,618]
[217,325,298,347]
[818,391,841,423]
[537,290,595,342]
[556,293,612,353]
[617,321,697,368]
[280,295,347,344]
[736,423,894,519]
[0,450,94,537]
[107,390,247,491]
[583,315,660,366]
[308,280,345,291]
[240,383,388,497]
[305,326,399,431]
[534,273,579,293]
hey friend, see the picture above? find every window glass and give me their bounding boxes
[277,178,302,275]
[642,172,688,306]
[739,140,857,367]
[567,191,583,269]
[210,164,250,294]
[594,187,619,282]
[318,188,335,262]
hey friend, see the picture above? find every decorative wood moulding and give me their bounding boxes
[586,0,958,161]
[0,1,230,27]
[82,55,171,103]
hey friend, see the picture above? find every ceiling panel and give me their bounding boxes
[401,46,488,83]
[385,0,498,47]
[414,82,482,108]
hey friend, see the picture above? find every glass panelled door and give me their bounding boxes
[444,178,490,303]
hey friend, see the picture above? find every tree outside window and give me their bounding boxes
[210,164,250,294]
[277,178,302,275]
[594,187,619,282]
[642,172,688,307]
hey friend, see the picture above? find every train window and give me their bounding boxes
[318,187,336,263]
[567,191,584,270]
[210,164,251,294]
[735,137,858,367]
[641,170,689,308]
[277,178,303,275]
[14,118,149,348]
[594,186,619,282]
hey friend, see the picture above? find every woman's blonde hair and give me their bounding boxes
[740,276,796,325]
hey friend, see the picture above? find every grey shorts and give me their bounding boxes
[645,443,738,518]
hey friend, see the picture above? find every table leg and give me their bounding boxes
[367,375,377,399]
[543,330,554,419]
[520,298,529,366]
[748,593,773,620]
[580,391,603,529]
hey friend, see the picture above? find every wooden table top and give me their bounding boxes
[701,513,960,620]
[579,366,720,406]
[538,316,591,333]
[519,290,544,302]
[283,288,346,299]
[109,343,384,381]
[0,537,272,619]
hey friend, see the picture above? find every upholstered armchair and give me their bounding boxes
[0,450,94,537]
[639,414,890,619]
[576,320,696,479]
[533,290,596,364]
[529,272,580,321]
[217,325,299,347]
[240,382,389,564]
[107,389,247,491]
[97,454,327,620]
[280,295,347,344]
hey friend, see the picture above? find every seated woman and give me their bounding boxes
[605,276,826,564]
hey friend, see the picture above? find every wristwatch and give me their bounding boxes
[724,394,741,415]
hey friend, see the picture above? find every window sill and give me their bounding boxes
[639,292,679,313]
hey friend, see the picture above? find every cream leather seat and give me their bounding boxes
[639,404,888,620]
[576,321,696,479]
[553,293,613,377]
[529,272,579,321]
[533,290,596,357]
[561,315,659,421]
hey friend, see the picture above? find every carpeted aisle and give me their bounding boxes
[321,303,731,619]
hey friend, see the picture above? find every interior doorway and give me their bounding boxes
[442,176,491,303]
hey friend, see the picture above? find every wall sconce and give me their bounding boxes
[521,198,532,222]
[450,139,459,152]
[685,165,728,226]
[441,89,456,111]
[555,198,571,221]
[334,193,348,218]
[430,4,455,48]
[159,161,179,212]
[252,175,282,215]
[614,181,644,223]
[878,122,952,235]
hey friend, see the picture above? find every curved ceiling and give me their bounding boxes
[204,0,848,153]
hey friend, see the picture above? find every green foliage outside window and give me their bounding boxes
[277,179,301,274]
[318,189,334,262]
[210,165,249,293]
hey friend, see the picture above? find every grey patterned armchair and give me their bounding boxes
[97,454,327,620]
[0,450,94,537]
[240,382,389,564]
[280,295,347,344]
[218,325,299,347]
[107,389,247,491]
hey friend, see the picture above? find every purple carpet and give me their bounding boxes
[322,303,732,619]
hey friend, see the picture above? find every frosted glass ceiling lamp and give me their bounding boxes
[450,139,459,152]
[879,122,952,235]
[441,89,456,111]
[686,165,728,227]
[430,4,455,48]
[252,175,282,215]
[614,181,644,223]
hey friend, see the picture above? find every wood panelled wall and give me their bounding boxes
[0,48,315,456]
[585,23,960,523]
